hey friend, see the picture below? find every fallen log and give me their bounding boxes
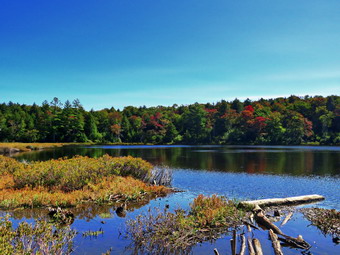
[254,209,284,235]
[239,194,325,208]
[243,220,260,231]
[279,234,311,250]
[247,223,252,232]
[213,248,220,255]
[249,213,254,224]
[269,229,283,255]
[247,237,255,255]
[239,234,246,255]
[253,205,311,250]
[253,238,263,255]
[230,229,237,255]
[281,212,293,226]
[230,239,235,255]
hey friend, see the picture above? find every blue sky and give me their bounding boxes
[0,0,339,109]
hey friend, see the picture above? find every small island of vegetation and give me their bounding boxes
[0,155,170,209]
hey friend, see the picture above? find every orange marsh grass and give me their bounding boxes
[0,142,68,152]
[0,155,170,209]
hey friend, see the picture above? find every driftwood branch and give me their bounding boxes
[230,239,235,255]
[243,220,259,231]
[239,234,246,255]
[230,229,237,255]
[248,237,255,255]
[253,238,263,255]
[253,205,311,250]
[254,210,284,235]
[240,194,325,208]
[279,234,311,250]
[281,212,293,226]
[269,229,283,255]
[213,248,220,255]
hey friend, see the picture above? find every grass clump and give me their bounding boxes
[0,155,170,209]
[82,228,104,238]
[0,214,76,255]
[301,207,340,237]
[0,155,21,175]
[0,142,67,153]
[126,194,244,254]
[11,155,153,191]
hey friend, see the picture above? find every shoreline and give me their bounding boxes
[1,142,339,156]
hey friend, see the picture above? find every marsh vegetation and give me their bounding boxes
[127,195,244,254]
[0,155,170,209]
[0,145,339,254]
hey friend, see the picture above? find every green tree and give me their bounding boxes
[181,103,210,144]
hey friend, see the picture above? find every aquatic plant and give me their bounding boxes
[0,214,76,255]
[301,207,340,237]
[82,228,104,238]
[189,194,242,227]
[126,195,244,254]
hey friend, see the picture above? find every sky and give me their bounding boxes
[0,0,339,110]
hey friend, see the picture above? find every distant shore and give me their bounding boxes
[1,141,339,156]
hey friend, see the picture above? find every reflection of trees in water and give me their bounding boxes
[13,146,339,176]
[5,199,153,222]
[4,208,49,220]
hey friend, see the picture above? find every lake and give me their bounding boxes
[7,145,340,254]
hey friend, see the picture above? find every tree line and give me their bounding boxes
[0,95,339,145]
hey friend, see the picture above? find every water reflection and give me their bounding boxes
[1,198,158,222]
[5,145,340,255]
[14,145,340,176]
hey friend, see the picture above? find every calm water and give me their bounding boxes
[8,145,340,254]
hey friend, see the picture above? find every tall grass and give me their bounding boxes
[126,195,244,254]
[10,155,152,191]
[0,155,170,209]
[0,142,67,153]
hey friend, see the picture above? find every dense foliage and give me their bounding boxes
[0,96,339,145]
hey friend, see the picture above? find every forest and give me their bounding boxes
[0,95,339,145]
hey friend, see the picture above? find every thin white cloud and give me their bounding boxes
[261,69,340,82]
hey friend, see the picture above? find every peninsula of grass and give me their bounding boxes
[0,142,160,156]
[0,142,71,154]
[0,155,170,209]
